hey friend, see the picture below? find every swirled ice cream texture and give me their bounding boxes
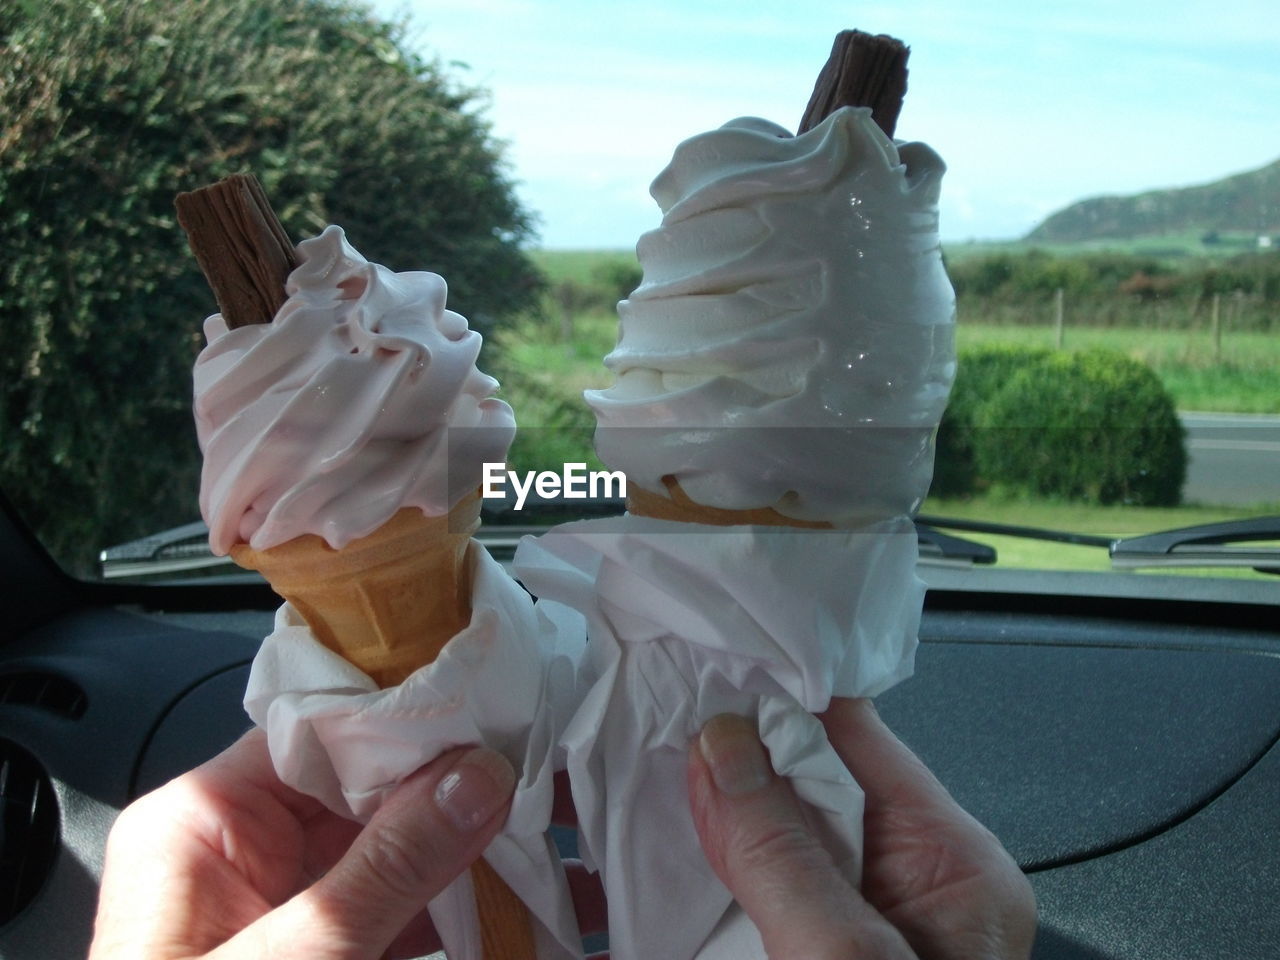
[588,107,956,523]
[194,225,515,554]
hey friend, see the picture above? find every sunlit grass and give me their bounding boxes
[492,310,616,415]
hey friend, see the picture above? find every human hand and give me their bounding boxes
[688,700,1036,960]
[90,728,516,960]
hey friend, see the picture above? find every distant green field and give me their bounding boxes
[943,231,1269,263]
[529,248,636,284]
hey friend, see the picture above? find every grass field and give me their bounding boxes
[529,248,636,283]
[943,232,1271,262]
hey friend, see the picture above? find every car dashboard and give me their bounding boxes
[2,497,1279,959]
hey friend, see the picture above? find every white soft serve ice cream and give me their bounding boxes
[194,225,515,555]
[588,107,956,524]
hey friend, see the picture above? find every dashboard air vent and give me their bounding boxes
[0,739,60,927]
[0,671,87,719]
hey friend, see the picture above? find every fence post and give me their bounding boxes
[1232,288,1245,347]
[1211,292,1221,363]
[1054,287,1065,350]
[553,281,576,344]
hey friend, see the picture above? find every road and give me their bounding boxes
[1181,412,1280,507]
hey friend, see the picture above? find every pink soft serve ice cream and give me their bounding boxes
[193,224,515,555]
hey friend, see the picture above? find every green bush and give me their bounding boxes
[1,0,540,574]
[971,350,1186,506]
[932,344,1054,497]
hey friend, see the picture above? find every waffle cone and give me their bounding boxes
[233,492,538,956]
[231,493,482,688]
[628,475,831,529]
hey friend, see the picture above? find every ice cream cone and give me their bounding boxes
[233,490,537,959]
[231,492,483,687]
[183,185,536,958]
[628,475,831,530]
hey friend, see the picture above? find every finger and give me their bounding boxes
[296,810,364,886]
[187,728,360,899]
[820,697,1017,878]
[93,730,325,957]
[819,698,957,817]
[382,901,441,960]
[209,746,516,960]
[200,728,330,822]
[194,736,364,893]
[689,714,918,960]
[820,698,1037,960]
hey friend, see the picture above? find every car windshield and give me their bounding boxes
[3,0,1277,587]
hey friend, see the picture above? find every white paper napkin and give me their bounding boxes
[243,541,587,960]
[514,514,922,960]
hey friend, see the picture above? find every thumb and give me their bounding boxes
[688,714,917,960]
[212,746,516,960]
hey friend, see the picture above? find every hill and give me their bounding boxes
[1026,157,1280,244]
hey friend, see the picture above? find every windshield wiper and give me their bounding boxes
[1110,517,1280,575]
[920,513,1280,576]
[914,525,997,567]
[916,514,1113,548]
[100,521,234,579]
[101,499,998,578]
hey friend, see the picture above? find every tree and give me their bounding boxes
[1,0,541,574]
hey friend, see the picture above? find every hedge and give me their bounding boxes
[932,344,1054,498]
[933,347,1186,506]
[972,350,1186,505]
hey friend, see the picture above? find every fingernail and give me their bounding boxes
[434,748,516,831]
[699,714,771,797]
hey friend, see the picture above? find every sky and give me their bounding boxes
[365,0,1280,249]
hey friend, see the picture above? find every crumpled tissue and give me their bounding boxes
[514,513,923,960]
[243,542,586,960]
